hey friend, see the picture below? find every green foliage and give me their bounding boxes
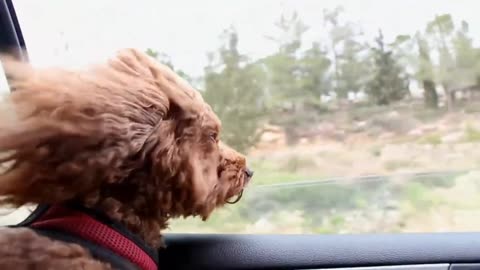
[144,11,480,153]
[464,125,480,142]
[401,182,438,210]
[146,10,480,151]
[249,159,306,185]
[420,174,457,188]
[336,39,370,97]
[366,31,409,105]
[203,29,267,152]
[171,169,468,234]
[384,159,419,171]
[298,42,332,109]
[451,20,480,86]
[263,12,332,144]
[414,33,435,81]
[266,12,308,54]
[426,14,457,93]
[369,145,382,157]
[283,155,317,173]
[323,7,370,99]
[426,14,455,36]
[419,133,442,145]
[410,33,439,109]
[263,12,311,106]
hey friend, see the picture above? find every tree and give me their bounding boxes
[394,33,440,109]
[266,12,309,55]
[366,30,409,105]
[323,7,368,99]
[415,33,438,108]
[263,12,308,107]
[298,42,331,110]
[263,12,331,144]
[203,29,267,152]
[451,21,480,87]
[426,14,457,110]
[421,14,480,110]
[336,39,370,99]
[323,7,346,97]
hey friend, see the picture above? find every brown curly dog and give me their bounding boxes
[0,48,252,269]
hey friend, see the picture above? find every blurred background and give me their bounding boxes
[5,0,480,234]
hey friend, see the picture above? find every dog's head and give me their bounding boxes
[0,49,252,236]
[135,59,253,219]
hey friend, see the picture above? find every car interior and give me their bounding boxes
[2,0,480,269]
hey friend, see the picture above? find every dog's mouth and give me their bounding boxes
[226,189,243,204]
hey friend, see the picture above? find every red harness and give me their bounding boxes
[29,205,157,270]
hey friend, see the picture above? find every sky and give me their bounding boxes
[11,0,480,77]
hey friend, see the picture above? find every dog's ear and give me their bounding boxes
[141,119,220,219]
[0,54,169,206]
[185,139,221,218]
[114,49,205,115]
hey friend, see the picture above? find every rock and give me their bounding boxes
[350,121,368,133]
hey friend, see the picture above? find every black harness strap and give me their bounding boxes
[34,228,139,270]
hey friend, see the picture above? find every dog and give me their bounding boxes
[0,48,253,269]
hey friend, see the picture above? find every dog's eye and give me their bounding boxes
[209,132,218,142]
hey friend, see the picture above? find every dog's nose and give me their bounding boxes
[245,168,254,179]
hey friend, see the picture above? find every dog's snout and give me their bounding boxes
[245,168,254,179]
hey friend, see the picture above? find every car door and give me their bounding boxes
[3,0,480,269]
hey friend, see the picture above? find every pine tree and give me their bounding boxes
[203,29,267,152]
[366,30,409,105]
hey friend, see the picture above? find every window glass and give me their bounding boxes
[0,62,9,96]
[11,0,480,234]
[0,61,30,225]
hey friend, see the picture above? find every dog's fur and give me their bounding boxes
[0,48,250,269]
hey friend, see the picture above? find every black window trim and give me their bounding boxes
[0,0,28,61]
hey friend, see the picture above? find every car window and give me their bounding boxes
[10,0,480,234]
[0,61,35,225]
[0,61,9,96]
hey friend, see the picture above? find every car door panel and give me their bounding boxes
[160,233,480,269]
